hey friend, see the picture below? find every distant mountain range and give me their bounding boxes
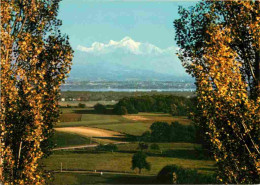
[68,37,190,81]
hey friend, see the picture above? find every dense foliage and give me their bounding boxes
[175,0,259,183]
[93,103,107,114]
[1,0,73,184]
[131,151,151,174]
[141,121,196,143]
[113,95,193,115]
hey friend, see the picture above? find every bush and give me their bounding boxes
[150,143,160,150]
[138,142,149,151]
[113,105,128,115]
[96,144,118,152]
[140,131,151,142]
[157,165,217,184]
[78,103,86,108]
[94,103,107,114]
[131,151,151,174]
[150,122,171,142]
[148,121,196,142]
[169,121,195,142]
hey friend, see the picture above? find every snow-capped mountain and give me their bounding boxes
[69,36,189,81]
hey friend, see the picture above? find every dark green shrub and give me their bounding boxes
[131,151,151,174]
[148,121,196,142]
[150,122,171,142]
[157,165,217,184]
[94,103,107,114]
[138,142,149,151]
[169,121,195,142]
[78,103,86,108]
[113,105,128,115]
[140,131,151,142]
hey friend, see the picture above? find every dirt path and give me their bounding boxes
[55,127,125,143]
[122,115,150,121]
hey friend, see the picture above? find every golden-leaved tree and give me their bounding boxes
[1,0,73,184]
[175,0,259,183]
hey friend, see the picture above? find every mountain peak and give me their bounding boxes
[121,36,133,42]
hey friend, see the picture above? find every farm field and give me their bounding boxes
[53,131,93,148]
[42,103,216,184]
[42,148,215,175]
[52,172,157,185]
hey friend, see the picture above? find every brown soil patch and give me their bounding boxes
[123,115,150,121]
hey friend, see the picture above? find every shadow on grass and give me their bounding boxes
[92,135,137,143]
[73,109,96,114]
[53,172,158,185]
[160,149,210,160]
[73,108,117,115]
[104,175,158,184]
[115,149,211,161]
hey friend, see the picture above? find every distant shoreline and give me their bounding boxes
[61,89,196,92]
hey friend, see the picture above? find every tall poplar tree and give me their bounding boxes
[175,1,259,183]
[1,0,73,184]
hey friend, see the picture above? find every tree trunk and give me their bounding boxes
[139,168,142,174]
[0,142,3,182]
[254,1,260,99]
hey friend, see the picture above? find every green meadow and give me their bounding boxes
[42,101,216,184]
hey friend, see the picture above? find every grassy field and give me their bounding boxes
[43,103,216,184]
[52,172,157,185]
[42,145,215,175]
[56,109,191,136]
[52,131,92,148]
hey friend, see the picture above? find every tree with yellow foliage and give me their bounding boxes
[175,1,259,183]
[1,0,73,184]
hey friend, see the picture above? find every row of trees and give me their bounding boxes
[113,95,194,116]
[141,121,196,143]
[175,0,259,183]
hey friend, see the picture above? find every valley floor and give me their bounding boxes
[41,107,216,184]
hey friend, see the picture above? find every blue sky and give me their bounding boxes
[58,0,197,49]
[58,0,199,81]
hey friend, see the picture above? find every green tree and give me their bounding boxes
[150,122,170,142]
[78,103,86,108]
[138,142,148,151]
[113,105,128,115]
[131,151,151,174]
[94,103,107,114]
[174,1,259,183]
